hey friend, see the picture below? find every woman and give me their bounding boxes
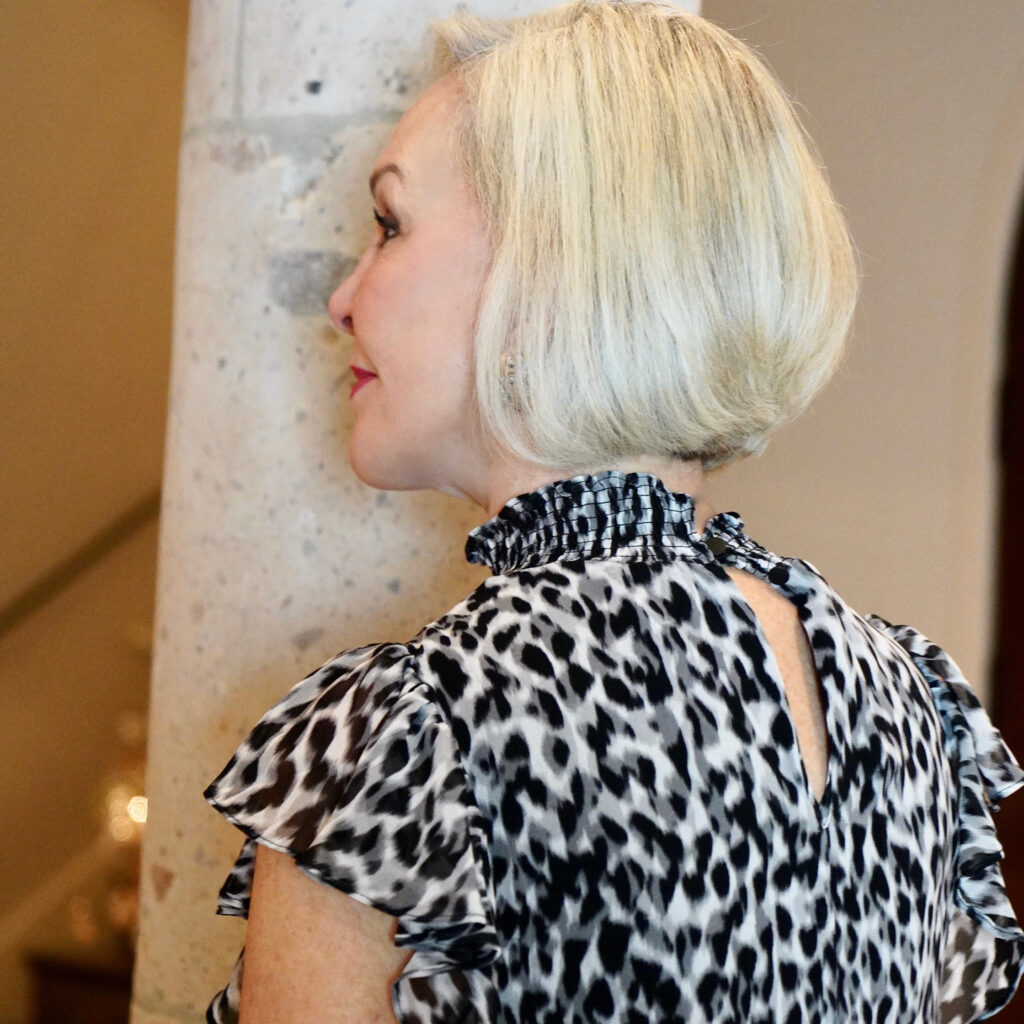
[204,3,1024,1022]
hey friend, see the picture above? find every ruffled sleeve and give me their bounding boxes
[868,616,1024,1023]
[203,642,500,1024]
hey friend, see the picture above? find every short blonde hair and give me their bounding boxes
[432,1,858,469]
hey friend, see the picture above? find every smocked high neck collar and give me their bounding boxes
[465,471,751,576]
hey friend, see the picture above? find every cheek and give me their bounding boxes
[410,255,481,335]
[366,252,483,372]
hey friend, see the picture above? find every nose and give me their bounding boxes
[327,252,366,335]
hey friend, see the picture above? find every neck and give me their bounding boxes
[466,455,714,530]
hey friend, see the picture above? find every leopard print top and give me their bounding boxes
[205,471,1024,1023]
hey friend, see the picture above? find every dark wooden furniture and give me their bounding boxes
[28,951,133,1024]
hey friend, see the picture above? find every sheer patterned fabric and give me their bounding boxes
[206,471,1024,1023]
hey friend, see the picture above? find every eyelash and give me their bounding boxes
[373,209,398,242]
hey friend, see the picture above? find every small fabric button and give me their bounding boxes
[706,536,730,556]
[768,565,790,585]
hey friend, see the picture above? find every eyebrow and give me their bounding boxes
[369,163,403,195]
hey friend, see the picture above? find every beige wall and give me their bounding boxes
[0,2,186,1021]
[0,0,185,609]
[703,0,1024,697]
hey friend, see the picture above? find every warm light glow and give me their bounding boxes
[108,816,134,842]
[103,783,147,842]
[127,795,148,823]
[106,784,132,811]
[67,893,98,945]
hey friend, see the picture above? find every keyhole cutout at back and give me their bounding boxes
[724,567,830,803]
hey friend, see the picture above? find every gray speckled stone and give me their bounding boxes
[180,0,244,126]
[133,1,698,1020]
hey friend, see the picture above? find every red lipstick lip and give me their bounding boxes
[349,364,377,399]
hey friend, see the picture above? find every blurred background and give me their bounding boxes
[1,2,1022,1023]
[1,2,186,1020]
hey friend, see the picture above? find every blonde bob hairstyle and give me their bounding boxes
[431,1,858,469]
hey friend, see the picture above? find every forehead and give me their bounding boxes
[373,75,465,190]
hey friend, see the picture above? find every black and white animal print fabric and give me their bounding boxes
[205,471,1024,1023]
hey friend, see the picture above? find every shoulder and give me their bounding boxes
[215,576,521,749]
[416,570,557,661]
[207,577,534,799]
[205,631,485,876]
[223,641,426,770]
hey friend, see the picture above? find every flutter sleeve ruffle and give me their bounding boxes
[869,616,1024,1023]
[203,642,500,1024]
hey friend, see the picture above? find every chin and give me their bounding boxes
[347,436,428,493]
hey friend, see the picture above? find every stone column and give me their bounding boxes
[132,2,521,1020]
[132,1,697,1020]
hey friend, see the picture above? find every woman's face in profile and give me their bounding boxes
[328,74,493,497]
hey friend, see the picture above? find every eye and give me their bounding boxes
[373,209,398,243]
